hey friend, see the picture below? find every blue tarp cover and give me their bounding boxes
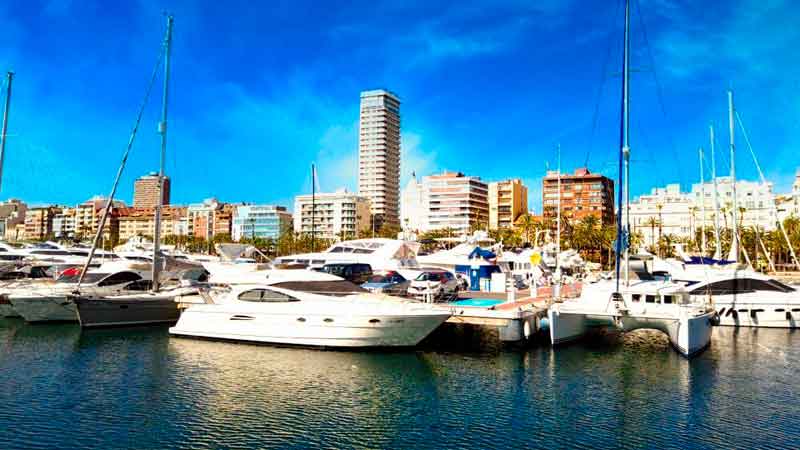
[685,256,736,265]
[468,247,496,260]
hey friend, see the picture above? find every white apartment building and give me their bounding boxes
[401,171,489,234]
[293,190,371,240]
[629,177,780,245]
[400,176,425,232]
[358,89,401,230]
[629,184,693,247]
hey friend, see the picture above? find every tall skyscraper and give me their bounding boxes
[133,172,170,208]
[358,89,400,230]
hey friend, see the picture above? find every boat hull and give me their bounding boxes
[169,309,450,348]
[548,307,715,357]
[9,295,77,322]
[74,297,180,328]
[0,303,19,318]
[714,302,800,328]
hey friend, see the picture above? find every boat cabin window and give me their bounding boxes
[631,294,641,302]
[98,271,143,287]
[663,295,674,304]
[645,295,656,303]
[238,288,299,302]
[124,280,153,291]
[689,278,795,295]
[270,281,367,296]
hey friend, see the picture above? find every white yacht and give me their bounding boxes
[685,271,800,328]
[548,279,717,357]
[169,280,451,348]
[7,262,153,323]
[273,238,421,277]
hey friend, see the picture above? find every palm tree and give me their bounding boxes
[644,217,659,250]
[656,203,663,256]
[514,213,537,245]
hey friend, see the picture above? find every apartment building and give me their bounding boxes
[293,190,371,240]
[0,199,27,241]
[232,205,292,241]
[23,206,61,241]
[542,168,615,226]
[358,89,401,230]
[74,196,126,242]
[400,176,425,232]
[488,179,528,230]
[420,171,489,233]
[133,172,171,208]
[117,206,188,241]
[51,207,76,239]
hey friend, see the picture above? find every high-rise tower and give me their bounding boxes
[358,89,400,230]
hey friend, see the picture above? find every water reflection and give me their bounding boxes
[1,319,799,449]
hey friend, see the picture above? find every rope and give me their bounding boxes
[634,0,685,188]
[77,41,166,287]
[735,110,800,270]
[584,0,622,168]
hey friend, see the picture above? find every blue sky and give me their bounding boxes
[1,0,798,212]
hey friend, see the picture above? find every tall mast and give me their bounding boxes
[710,125,722,259]
[728,90,738,262]
[0,72,13,191]
[152,15,173,292]
[614,0,631,293]
[699,147,706,255]
[556,144,561,278]
[311,163,316,252]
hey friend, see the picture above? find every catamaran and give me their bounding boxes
[547,0,717,357]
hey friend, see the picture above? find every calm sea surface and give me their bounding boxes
[1,318,798,449]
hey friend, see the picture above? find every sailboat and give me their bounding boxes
[546,0,717,357]
[72,16,203,328]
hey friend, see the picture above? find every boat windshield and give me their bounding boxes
[57,273,108,284]
[270,281,367,297]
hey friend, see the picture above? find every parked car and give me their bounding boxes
[407,270,460,302]
[361,271,411,296]
[320,263,373,284]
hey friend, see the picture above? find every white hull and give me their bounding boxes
[170,309,449,348]
[548,307,715,357]
[9,295,76,322]
[713,301,800,328]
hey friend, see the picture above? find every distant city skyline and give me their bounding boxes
[0,1,798,213]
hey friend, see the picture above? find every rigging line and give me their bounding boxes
[77,42,166,287]
[584,0,622,168]
[634,0,685,186]
[735,110,800,270]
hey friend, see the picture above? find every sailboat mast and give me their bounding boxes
[0,72,13,190]
[614,0,631,293]
[728,90,738,262]
[556,143,561,276]
[710,125,722,259]
[152,15,173,292]
[311,163,316,252]
[699,147,706,255]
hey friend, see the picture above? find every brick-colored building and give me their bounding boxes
[133,172,170,208]
[542,168,615,226]
[23,206,61,241]
[489,179,528,230]
[117,206,188,241]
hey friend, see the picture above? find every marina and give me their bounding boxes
[1,0,799,448]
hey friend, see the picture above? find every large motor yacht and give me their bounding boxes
[169,280,451,348]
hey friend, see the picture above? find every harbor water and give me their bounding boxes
[1,318,798,449]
